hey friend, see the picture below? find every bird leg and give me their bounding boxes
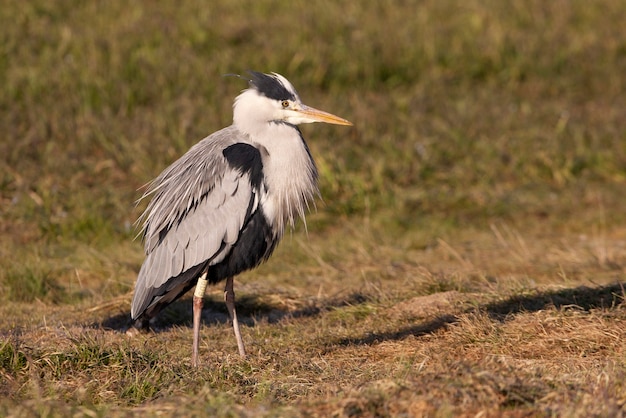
[224,276,247,358]
[192,272,209,368]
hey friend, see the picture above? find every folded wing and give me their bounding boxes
[131,128,263,321]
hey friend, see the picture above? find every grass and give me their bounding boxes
[2,0,626,416]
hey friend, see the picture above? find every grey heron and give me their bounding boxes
[130,71,352,366]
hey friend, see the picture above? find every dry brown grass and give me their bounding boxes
[2,222,626,416]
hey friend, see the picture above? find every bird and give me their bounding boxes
[130,71,352,367]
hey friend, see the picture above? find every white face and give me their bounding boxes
[276,99,316,125]
[280,99,353,126]
[233,89,290,132]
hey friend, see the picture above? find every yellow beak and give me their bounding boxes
[297,105,353,126]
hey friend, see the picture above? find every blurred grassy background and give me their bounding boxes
[1,0,625,302]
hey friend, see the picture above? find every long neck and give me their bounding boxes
[253,122,319,235]
[232,89,319,233]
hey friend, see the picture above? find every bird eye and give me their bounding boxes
[281,100,290,108]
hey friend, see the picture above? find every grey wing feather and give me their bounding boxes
[131,172,255,318]
[131,126,259,319]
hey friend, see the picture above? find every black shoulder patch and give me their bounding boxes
[223,143,264,189]
[248,71,296,101]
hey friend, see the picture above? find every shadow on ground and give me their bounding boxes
[98,292,370,332]
[333,282,625,347]
[99,282,625,349]
[484,282,625,320]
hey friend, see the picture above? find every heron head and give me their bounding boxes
[233,71,352,130]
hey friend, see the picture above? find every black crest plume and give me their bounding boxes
[248,71,297,101]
